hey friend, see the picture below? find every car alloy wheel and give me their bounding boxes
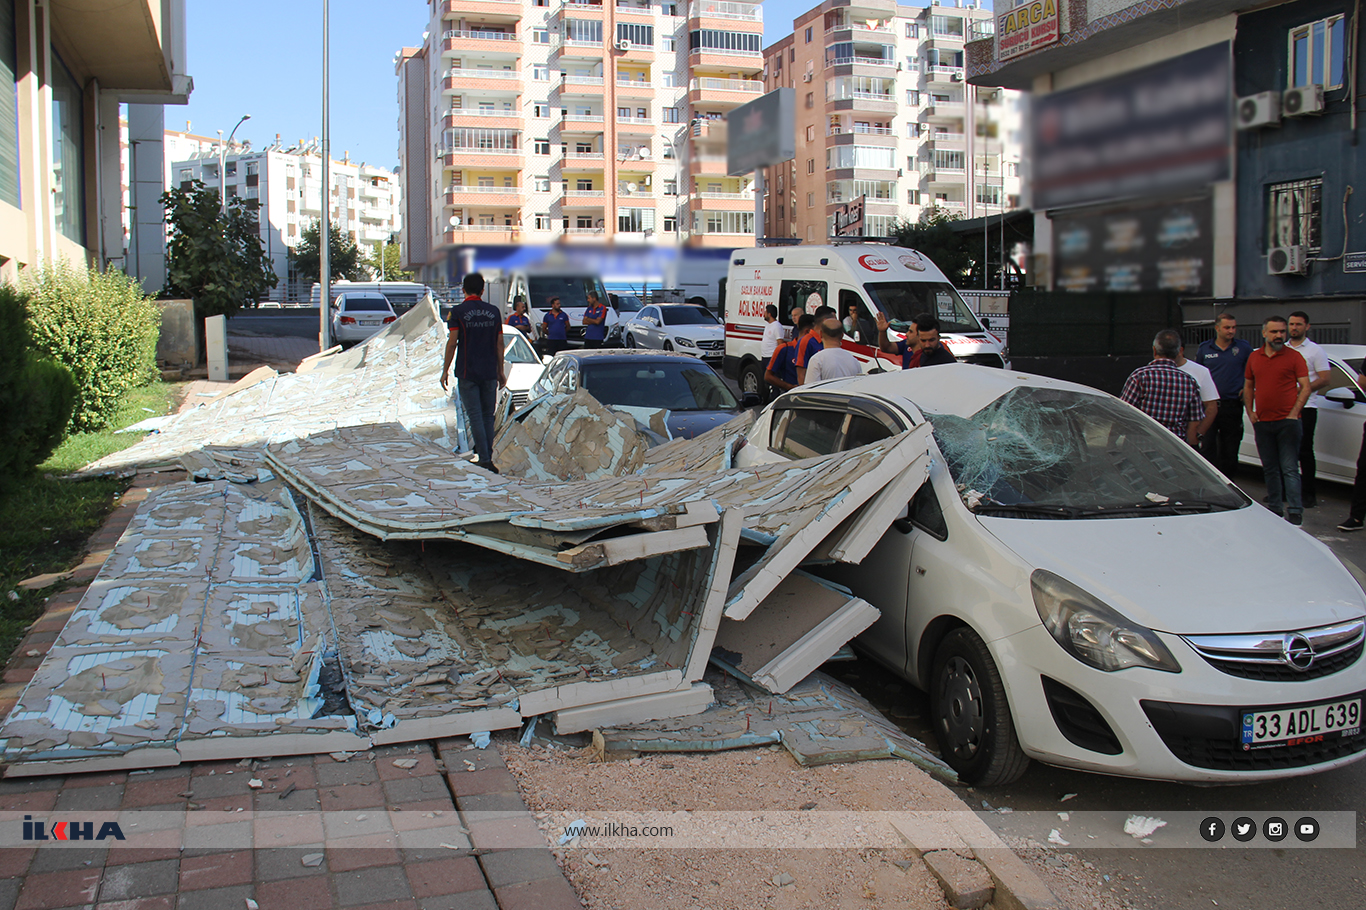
[739,362,763,397]
[626,333,637,348]
[931,627,1029,786]
[664,341,674,351]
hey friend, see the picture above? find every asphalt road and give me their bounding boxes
[830,465,1366,910]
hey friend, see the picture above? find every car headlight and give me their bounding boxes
[674,336,698,348]
[1030,569,1181,673]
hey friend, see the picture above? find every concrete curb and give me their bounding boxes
[892,811,1067,910]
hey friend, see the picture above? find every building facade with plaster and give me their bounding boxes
[169,144,402,299]
[396,0,768,282]
[0,0,191,291]
[763,0,1023,243]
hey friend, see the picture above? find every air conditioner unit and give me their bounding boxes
[950,72,963,82]
[1283,84,1325,117]
[1268,245,1307,275]
[1236,91,1281,129]
[803,72,813,82]
[616,39,631,51]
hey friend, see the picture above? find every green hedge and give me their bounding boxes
[22,262,160,433]
[0,286,76,487]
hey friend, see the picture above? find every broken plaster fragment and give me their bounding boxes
[392,758,419,769]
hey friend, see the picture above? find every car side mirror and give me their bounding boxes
[741,392,761,408]
[1326,387,1356,408]
[980,316,992,330]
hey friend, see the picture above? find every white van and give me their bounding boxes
[722,244,1007,398]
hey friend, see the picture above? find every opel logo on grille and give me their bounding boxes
[1281,634,1316,670]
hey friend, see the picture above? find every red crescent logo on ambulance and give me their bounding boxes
[858,255,889,271]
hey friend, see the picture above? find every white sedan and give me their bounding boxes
[737,365,1366,785]
[621,304,724,365]
[1238,344,1366,484]
[330,292,397,347]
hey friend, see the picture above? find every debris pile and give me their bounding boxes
[3,303,939,776]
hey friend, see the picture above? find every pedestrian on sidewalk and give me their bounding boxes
[804,317,863,384]
[441,272,506,474]
[582,291,609,349]
[542,298,570,357]
[1244,316,1310,524]
[1120,329,1204,446]
[1195,312,1254,477]
[1287,311,1331,507]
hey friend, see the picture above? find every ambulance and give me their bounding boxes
[722,244,1007,397]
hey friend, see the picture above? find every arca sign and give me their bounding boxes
[858,255,890,271]
[997,0,1060,62]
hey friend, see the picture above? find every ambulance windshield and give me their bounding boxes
[863,282,983,335]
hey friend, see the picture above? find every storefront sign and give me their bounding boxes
[1344,251,1366,272]
[998,0,1060,62]
[834,195,865,237]
[1053,196,1214,296]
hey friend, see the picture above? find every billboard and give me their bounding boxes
[1031,43,1231,210]
[1053,196,1214,296]
[997,0,1060,62]
[727,88,796,176]
[833,195,865,237]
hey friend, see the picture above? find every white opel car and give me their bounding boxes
[736,365,1366,785]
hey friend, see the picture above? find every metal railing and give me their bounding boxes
[829,55,896,67]
[565,226,605,233]
[688,2,761,21]
[829,125,893,135]
[446,185,521,194]
[439,146,524,156]
[442,29,517,41]
[926,65,965,80]
[689,76,763,93]
[449,107,521,117]
[690,45,761,56]
[927,131,967,142]
[825,23,892,34]
[849,91,895,102]
[696,191,750,199]
[563,74,605,86]
[565,189,606,197]
[565,113,605,122]
[445,68,520,80]
[565,150,606,159]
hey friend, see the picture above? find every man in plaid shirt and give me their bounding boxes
[1121,330,1205,446]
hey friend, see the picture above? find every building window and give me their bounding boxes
[534,103,549,118]
[690,29,762,53]
[637,107,647,119]
[907,122,919,138]
[905,56,919,72]
[663,72,676,87]
[1290,15,1346,89]
[665,37,677,51]
[931,16,964,38]
[977,185,1002,206]
[535,213,551,229]
[807,192,814,207]
[533,28,550,43]
[49,49,85,242]
[807,158,814,174]
[905,23,917,38]
[805,125,815,141]
[533,64,549,81]
[805,26,812,43]
[663,216,677,233]
[932,149,965,171]
[618,106,631,119]
[664,179,677,195]
[618,23,654,46]
[906,90,919,105]
[662,107,680,123]
[908,188,917,204]
[1267,177,1323,252]
[535,139,551,154]
[619,207,655,232]
[226,161,237,177]
[805,92,814,109]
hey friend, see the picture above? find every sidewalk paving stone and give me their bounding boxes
[332,866,412,906]
[176,851,253,891]
[478,849,564,890]
[95,859,179,902]
[404,857,485,898]
[255,875,335,910]
[14,867,103,910]
[492,876,584,910]
[175,883,253,910]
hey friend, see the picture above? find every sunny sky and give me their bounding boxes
[175,1,928,169]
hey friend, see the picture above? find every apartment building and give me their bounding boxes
[0,0,190,289]
[170,143,401,297]
[396,0,767,282]
[763,0,1022,243]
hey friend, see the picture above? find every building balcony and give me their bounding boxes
[924,65,965,86]
[439,148,524,169]
[689,47,763,71]
[563,226,607,239]
[692,191,752,210]
[445,109,523,130]
[829,91,897,114]
[558,76,605,99]
[441,29,520,55]
[440,0,523,15]
[563,113,605,125]
[923,166,967,187]
[563,151,606,167]
[615,77,655,96]
[616,42,655,62]
[556,39,605,60]
[688,76,764,106]
[615,114,654,132]
[828,0,896,17]
[444,185,524,207]
[690,155,730,175]
[563,190,607,206]
[925,30,966,47]
[826,126,896,147]
[924,100,965,119]
[563,0,605,13]
[443,68,522,93]
[687,0,762,31]
[442,225,523,246]
[826,55,897,72]
[690,119,727,141]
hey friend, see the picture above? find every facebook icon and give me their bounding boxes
[1200,817,1226,842]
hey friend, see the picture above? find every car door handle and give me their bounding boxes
[914,565,927,576]
[893,518,914,534]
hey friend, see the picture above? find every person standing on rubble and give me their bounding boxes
[442,272,506,474]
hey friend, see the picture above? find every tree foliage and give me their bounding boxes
[294,220,366,285]
[0,284,76,487]
[366,241,413,281]
[890,207,974,287]
[162,180,277,317]
[21,263,159,433]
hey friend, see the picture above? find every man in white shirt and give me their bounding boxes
[803,317,863,384]
[1175,341,1219,442]
[760,305,783,358]
[1288,311,1331,507]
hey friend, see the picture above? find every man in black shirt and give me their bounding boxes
[441,272,506,473]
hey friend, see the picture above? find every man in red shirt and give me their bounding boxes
[1244,315,1311,525]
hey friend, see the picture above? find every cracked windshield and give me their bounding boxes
[928,387,1248,517]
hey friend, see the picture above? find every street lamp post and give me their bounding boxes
[218,114,251,213]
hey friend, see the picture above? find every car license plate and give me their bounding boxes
[1241,698,1362,749]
